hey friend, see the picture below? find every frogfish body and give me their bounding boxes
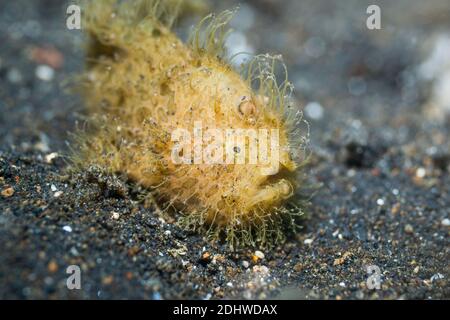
[75,0,307,247]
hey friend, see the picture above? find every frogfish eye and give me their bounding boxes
[238,98,256,116]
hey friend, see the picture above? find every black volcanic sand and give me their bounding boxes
[0,0,449,299]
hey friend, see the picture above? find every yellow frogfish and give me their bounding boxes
[74,0,308,248]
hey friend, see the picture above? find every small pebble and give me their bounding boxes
[53,191,63,198]
[441,218,450,227]
[201,252,211,261]
[254,250,265,260]
[333,252,352,266]
[70,247,79,256]
[102,275,114,285]
[305,101,324,120]
[47,260,58,273]
[304,238,313,245]
[1,187,14,198]
[416,167,426,178]
[111,212,120,220]
[62,225,72,233]
[45,152,59,164]
[7,68,22,83]
[152,292,162,300]
[430,273,444,282]
[204,293,212,300]
[252,265,269,274]
[242,261,250,269]
[35,65,55,81]
[404,224,414,234]
[391,203,401,215]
